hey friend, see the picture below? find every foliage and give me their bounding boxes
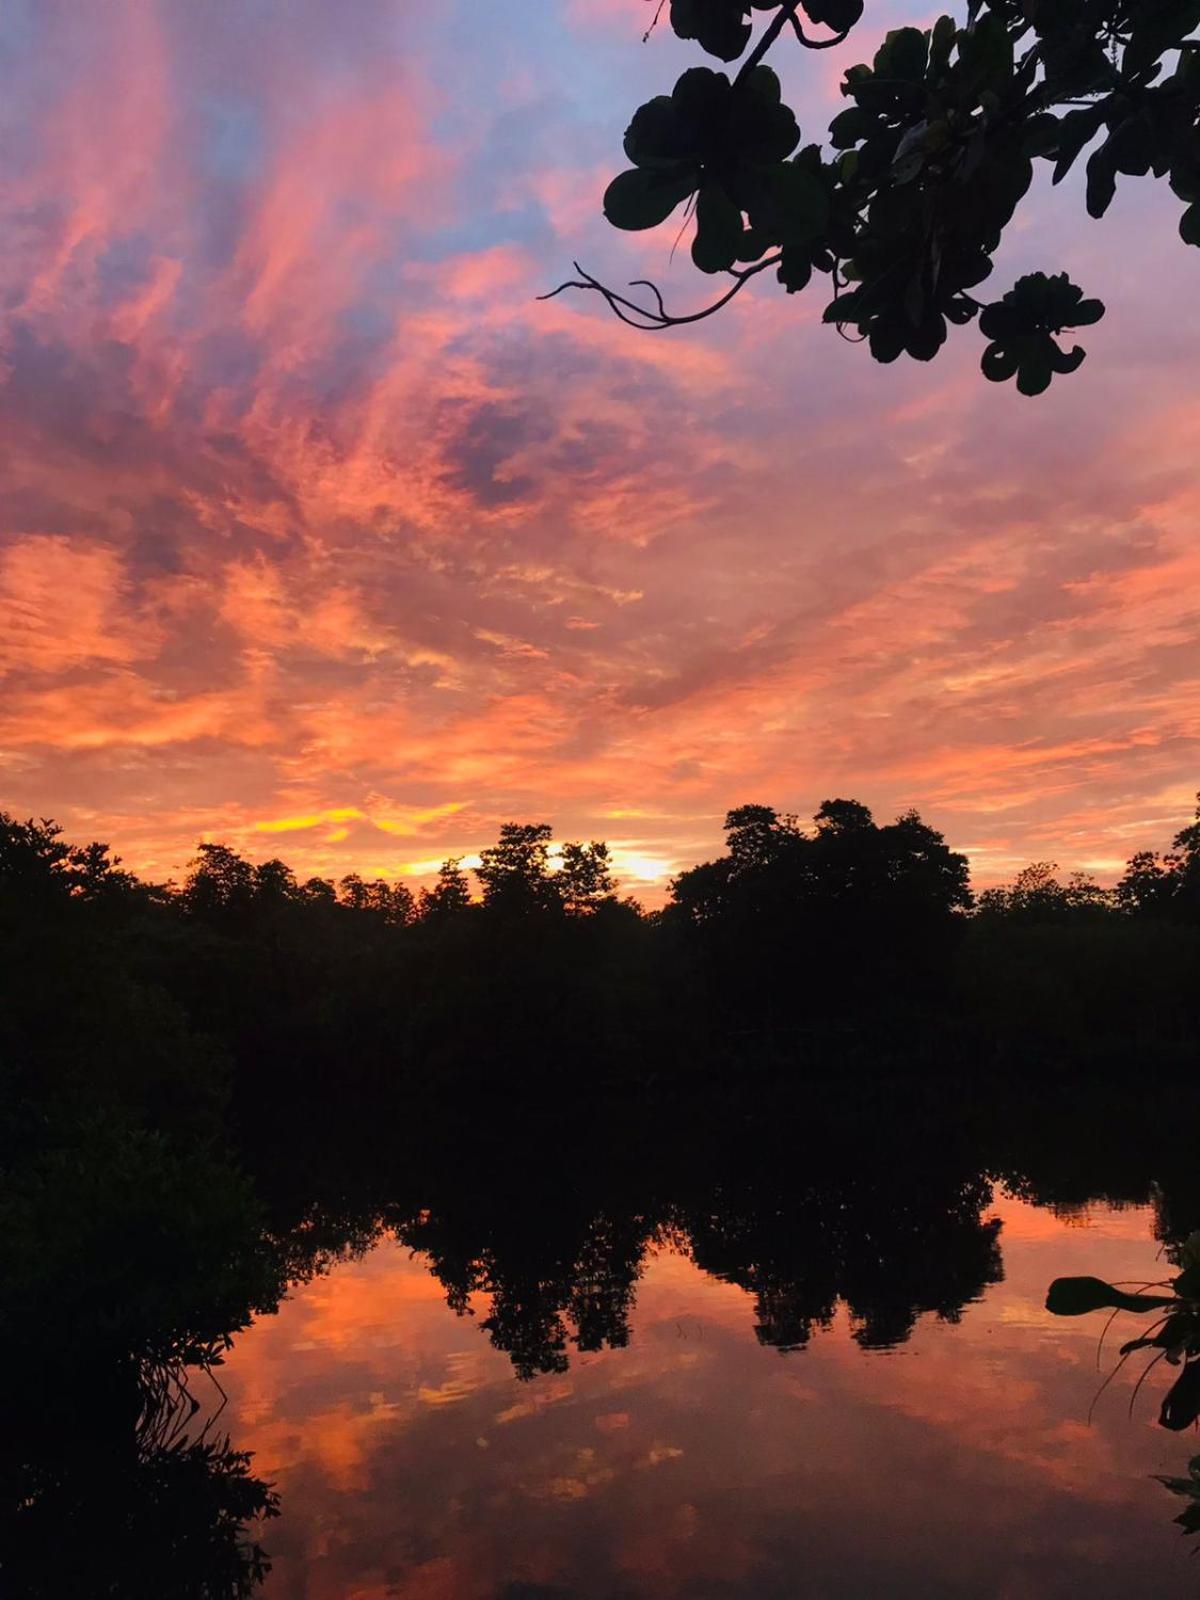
[0,1114,285,1598]
[1,1419,279,1600]
[5,797,1200,1103]
[551,0,1200,391]
[665,797,973,1024]
[1046,1230,1200,1432]
[976,861,1112,921]
[1116,792,1200,918]
[1155,1454,1200,1539]
[0,1120,281,1376]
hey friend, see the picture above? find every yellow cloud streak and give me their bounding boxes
[255,807,363,834]
[254,800,468,838]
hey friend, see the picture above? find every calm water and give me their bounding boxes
[220,1189,1198,1599]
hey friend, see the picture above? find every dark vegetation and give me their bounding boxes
[8,792,1198,1104]
[547,0,1200,392]
[2,793,1199,1592]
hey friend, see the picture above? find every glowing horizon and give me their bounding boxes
[2,1,1197,904]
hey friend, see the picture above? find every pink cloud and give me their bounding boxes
[1,0,1197,902]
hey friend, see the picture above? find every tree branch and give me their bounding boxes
[734,0,804,86]
[538,256,783,329]
[788,12,853,50]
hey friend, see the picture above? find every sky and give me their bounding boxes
[1,0,1198,901]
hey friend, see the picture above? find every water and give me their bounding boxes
[221,1187,1197,1598]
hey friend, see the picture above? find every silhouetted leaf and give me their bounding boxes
[804,0,864,33]
[1161,1360,1200,1431]
[671,0,753,61]
[1045,1277,1176,1316]
[777,247,813,293]
[604,167,698,230]
[981,343,1018,382]
[693,183,744,272]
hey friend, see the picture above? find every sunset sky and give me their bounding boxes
[2,0,1198,900]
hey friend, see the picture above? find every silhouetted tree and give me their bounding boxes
[1117,795,1200,921]
[418,857,473,920]
[184,844,256,922]
[667,797,970,1027]
[557,840,617,913]
[549,0,1200,394]
[340,874,415,925]
[475,823,559,916]
[977,861,1112,922]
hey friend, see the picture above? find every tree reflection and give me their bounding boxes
[8,1078,1200,1589]
[1,1376,278,1600]
[377,1098,1011,1379]
[0,1122,288,1597]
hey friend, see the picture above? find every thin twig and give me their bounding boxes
[538,256,782,330]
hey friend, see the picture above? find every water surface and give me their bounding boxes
[222,1188,1197,1599]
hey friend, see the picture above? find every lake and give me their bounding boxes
[217,1124,1200,1599]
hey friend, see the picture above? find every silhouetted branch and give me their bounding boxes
[788,12,852,49]
[735,0,803,85]
[538,256,782,330]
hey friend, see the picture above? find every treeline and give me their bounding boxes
[1,793,1198,1594]
[3,794,1200,1124]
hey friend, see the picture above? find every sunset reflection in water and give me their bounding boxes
[222,1193,1195,1599]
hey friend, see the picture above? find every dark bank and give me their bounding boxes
[3,798,1200,1595]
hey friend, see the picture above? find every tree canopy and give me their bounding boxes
[547,0,1200,393]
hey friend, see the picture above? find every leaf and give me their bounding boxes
[957,12,1013,95]
[822,288,864,323]
[671,65,732,125]
[875,27,929,83]
[1154,1474,1200,1497]
[670,0,752,62]
[729,88,802,167]
[1161,1360,1200,1432]
[745,64,783,104]
[603,167,698,230]
[1045,1277,1177,1317]
[624,97,689,168]
[1124,1312,1195,1358]
[1182,203,1200,247]
[868,319,906,363]
[829,106,878,149]
[1085,144,1119,218]
[978,302,1021,341]
[1049,343,1085,375]
[1016,351,1053,397]
[929,14,957,71]
[803,0,864,33]
[1124,0,1200,78]
[777,247,813,294]
[981,343,1018,382]
[1050,106,1106,185]
[906,312,947,361]
[692,183,744,273]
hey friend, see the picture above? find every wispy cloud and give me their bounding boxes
[1,1,1196,897]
